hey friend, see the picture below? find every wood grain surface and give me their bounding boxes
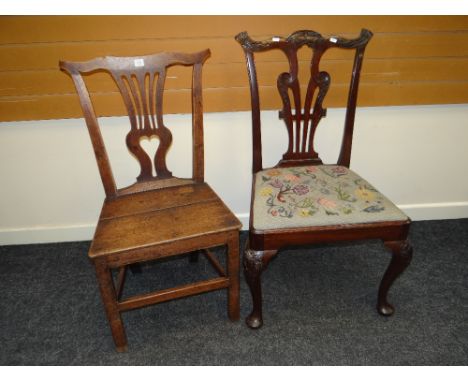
[1,15,468,122]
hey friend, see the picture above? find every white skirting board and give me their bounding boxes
[1,104,468,245]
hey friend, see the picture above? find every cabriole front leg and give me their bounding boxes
[378,240,413,316]
[243,248,278,329]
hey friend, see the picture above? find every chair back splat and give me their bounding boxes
[235,30,373,172]
[60,50,210,199]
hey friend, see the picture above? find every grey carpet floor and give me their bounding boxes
[0,219,467,365]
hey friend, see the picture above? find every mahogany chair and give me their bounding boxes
[60,50,241,351]
[235,30,413,329]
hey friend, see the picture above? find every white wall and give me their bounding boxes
[1,104,467,245]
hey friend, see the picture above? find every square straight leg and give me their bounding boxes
[93,259,128,352]
[92,229,241,351]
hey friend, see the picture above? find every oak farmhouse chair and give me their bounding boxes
[235,29,413,328]
[60,50,241,351]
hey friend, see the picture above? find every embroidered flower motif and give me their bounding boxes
[355,187,376,202]
[363,205,384,213]
[293,184,309,195]
[283,174,301,183]
[340,205,354,215]
[320,166,347,178]
[335,184,356,202]
[332,166,348,175]
[296,197,315,209]
[266,169,282,177]
[299,209,310,217]
[339,181,351,188]
[317,197,337,209]
[269,206,294,218]
[277,191,288,203]
[270,178,283,188]
[260,187,274,197]
[258,165,390,221]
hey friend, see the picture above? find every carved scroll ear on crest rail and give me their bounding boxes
[235,29,373,172]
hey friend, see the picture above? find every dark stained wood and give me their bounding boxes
[251,220,410,250]
[379,240,413,316]
[60,51,241,351]
[243,248,278,329]
[236,29,372,171]
[236,29,413,329]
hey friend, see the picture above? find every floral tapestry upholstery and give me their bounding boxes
[253,165,408,230]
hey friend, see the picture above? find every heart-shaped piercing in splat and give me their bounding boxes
[126,127,173,182]
[139,135,161,177]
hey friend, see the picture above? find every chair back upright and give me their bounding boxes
[235,30,372,172]
[60,50,211,199]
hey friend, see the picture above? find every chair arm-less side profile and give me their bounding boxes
[235,29,413,329]
[60,50,241,351]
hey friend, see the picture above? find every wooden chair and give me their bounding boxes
[235,30,413,329]
[60,50,241,351]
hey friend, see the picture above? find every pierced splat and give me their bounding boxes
[60,50,210,198]
[276,57,330,164]
[235,29,373,172]
[111,69,173,181]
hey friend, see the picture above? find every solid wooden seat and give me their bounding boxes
[236,29,413,329]
[90,183,241,258]
[60,49,241,352]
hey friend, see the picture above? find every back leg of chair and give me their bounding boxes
[189,250,200,263]
[378,239,413,316]
[243,246,278,329]
[129,263,142,274]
